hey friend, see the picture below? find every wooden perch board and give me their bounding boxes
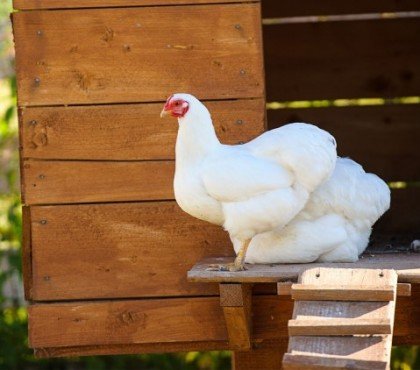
[188,255,420,284]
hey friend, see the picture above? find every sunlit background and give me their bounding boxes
[0,1,418,369]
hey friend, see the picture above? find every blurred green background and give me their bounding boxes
[0,1,418,369]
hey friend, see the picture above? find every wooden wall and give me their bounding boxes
[12,0,420,358]
[263,1,420,241]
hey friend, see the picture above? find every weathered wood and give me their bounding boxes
[22,160,175,205]
[291,284,395,301]
[21,206,33,300]
[219,284,252,350]
[264,17,420,101]
[13,4,264,106]
[288,318,391,336]
[232,344,288,370]
[284,268,398,370]
[26,285,420,353]
[268,104,420,182]
[283,343,389,370]
[278,282,411,298]
[188,255,420,284]
[30,202,233,300]
[14,0,256,10]
[20,99,265,160]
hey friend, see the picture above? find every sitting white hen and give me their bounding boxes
[161,93,337,271]
[232,157,390,264]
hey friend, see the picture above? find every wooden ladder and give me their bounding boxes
[283,267,398,370]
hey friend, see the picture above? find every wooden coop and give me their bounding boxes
[12,0,420,369]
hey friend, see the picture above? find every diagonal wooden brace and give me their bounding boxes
[219,283,253,351]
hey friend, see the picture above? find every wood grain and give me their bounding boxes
[291,284,395,301]
[30,201,233,300]
[13,4,264,106]
[268,104,420,182]
[262,0,420,18]
[22,160,175,205]
[278,282,410,298]
[188,254,420,284]
[283,339,389,370]
[288,318,391,336]
[264,17,420,101]
[27,285,420,350]
[13,0,256,10]
[220,284,252,350]
[21,206,33,300]
[20,99,265,160]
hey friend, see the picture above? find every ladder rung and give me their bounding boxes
[282,353,388,370]
[288,318,391,336]
[291,284,395,301]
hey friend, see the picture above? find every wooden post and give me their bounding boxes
[219,283,252,351]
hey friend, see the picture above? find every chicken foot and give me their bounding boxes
[206,239,251,272]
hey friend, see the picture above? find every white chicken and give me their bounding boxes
[161,93,337,271]
[233,157,390,264]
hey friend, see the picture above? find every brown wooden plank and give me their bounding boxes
[22,160,175,205]
[34,341,230,358]
[28,297,228,348]
[267,104,420,182]
[288,318,391,336]
[27,286,420,350]
[278,282,411,298]
[220,284,252,350]
[13,4,264,106]
[30,201,233,300]
[188,254,420,284]
[291,284,395,301]
[262,0,420,18]
[14,0,256,10]
[264,18,420,101]
[21,206,33,300]
[20,99,265,160]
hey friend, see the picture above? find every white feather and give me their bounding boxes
[173,94,337,243]
[236,157,391,263]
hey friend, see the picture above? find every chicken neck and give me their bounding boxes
[175,109,220,165]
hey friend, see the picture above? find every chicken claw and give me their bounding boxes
[206,263,247,272]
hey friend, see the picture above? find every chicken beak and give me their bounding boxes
[160,109,169,118]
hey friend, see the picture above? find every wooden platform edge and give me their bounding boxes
[187,254,420,284]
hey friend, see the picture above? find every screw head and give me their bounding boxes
[39,174,45,180]
[235,24,241,30]
[34,77,41,85]
[36,30,43,36]
[29,120,37,126]
[40,220,47,225]
[239,69,246,75]
[236,119,243,125]
[237,141,244,145]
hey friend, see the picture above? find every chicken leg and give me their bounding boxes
[207,239,251,272]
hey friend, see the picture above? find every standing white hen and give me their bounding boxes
[161,93,337,271]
